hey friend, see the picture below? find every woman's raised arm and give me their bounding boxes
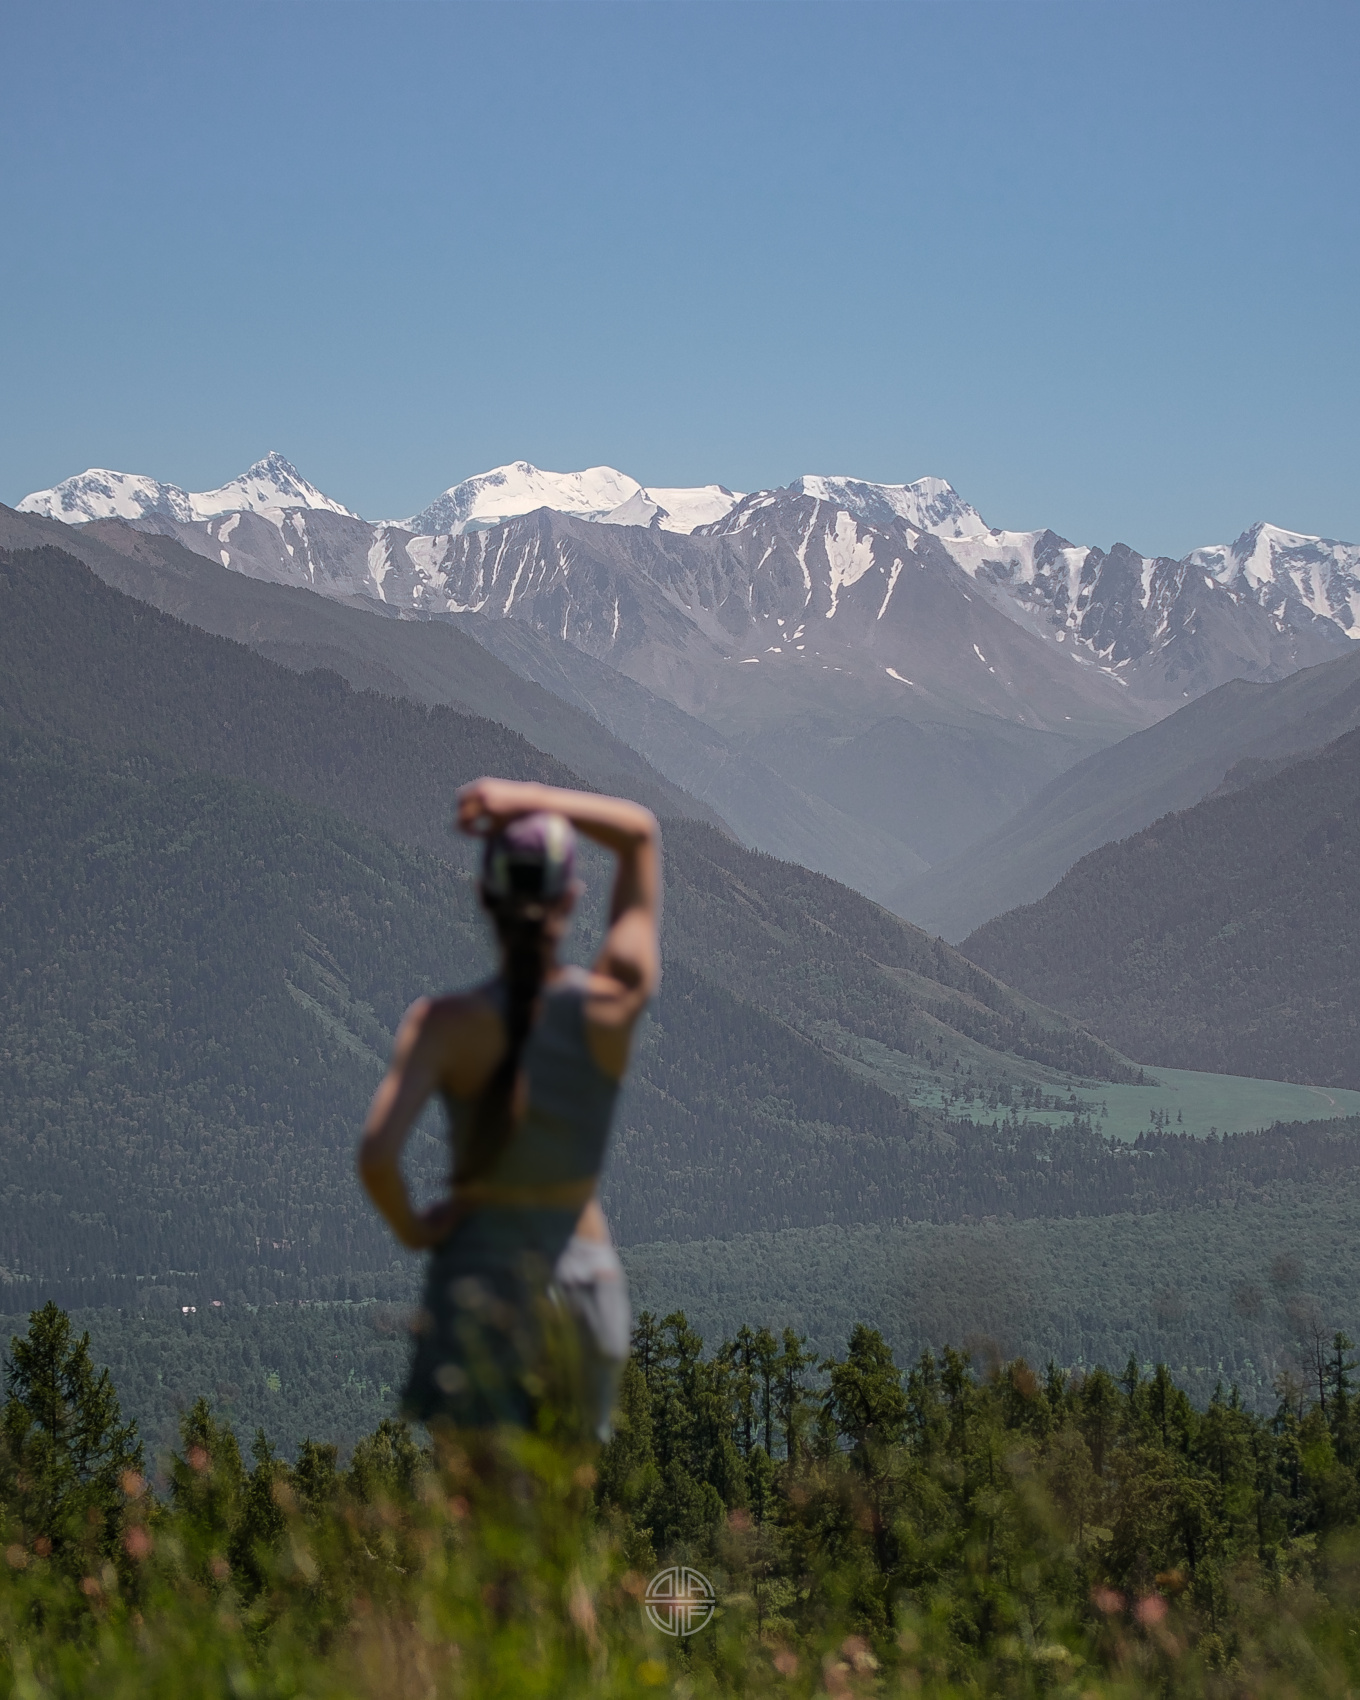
[456,777,661,1012]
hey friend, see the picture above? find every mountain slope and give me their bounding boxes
[961,730,1360,1086]
[0,504,720,831]
[0,722,957,1297]
[440,608,927,894]
[0,504,928,898]
[0,541,1124,1090]
[896,642,1360,939]
[0,543,1152,1308]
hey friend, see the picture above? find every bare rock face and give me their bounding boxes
[15,454,1359,920]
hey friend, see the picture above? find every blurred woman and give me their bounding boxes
[358,777,660,1442]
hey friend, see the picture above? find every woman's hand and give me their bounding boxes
[409,1196,466,1248]
[455,777,548,838]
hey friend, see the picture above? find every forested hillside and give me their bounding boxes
[0,503,720,830]
[0,544,1150,1317]
[898,643,1360,939]
[628,1129,1360,1413]
[24,1113,1360,1456]
[963,730,1360,1085]
[0,720,1150,1311]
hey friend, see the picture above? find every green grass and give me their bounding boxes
[839,1024,1360,1140]
[1087,1065,1360,1142]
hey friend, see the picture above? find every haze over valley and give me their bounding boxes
[9,5,1360,1684]
[4,447,1360,1447]
[16,453,1360,924]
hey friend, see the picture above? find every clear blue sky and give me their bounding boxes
[2,0,1356,556]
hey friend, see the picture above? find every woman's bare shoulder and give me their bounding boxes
[414,986,505,1096]
[419,984,499,1021]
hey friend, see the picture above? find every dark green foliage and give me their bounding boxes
[964,728,1360,1085]
[229,1429,289,1594]
[169,1396,244,1547]
[824,1325,907,1454]
[624,1167,1360,1413]
[0,541,1147,1317]
[596,1305,1360,1680]
[0,1301,142,1569]
[7,1302,1360,1693]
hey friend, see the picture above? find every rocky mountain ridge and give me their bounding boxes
[16,454,1357,909]
[21,457,1356,713]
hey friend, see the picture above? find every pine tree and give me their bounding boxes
[596,1355,661,1567]
[773,1329,816,1467]
[751,1326,779,1459]
[720,1325,759,1458]
[347,1417,422,1503]
[0,1301,142,1566]
[169,1396,245,1572]
[228,1428,291,1595]
[824,1325,907,1456]
[1327,1332,1357,1464]
[294,1439,339,1517]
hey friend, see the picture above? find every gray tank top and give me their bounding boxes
[446,966,622,1189]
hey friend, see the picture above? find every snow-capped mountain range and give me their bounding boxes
[18,453,1359,720]
[19,450,358,526]
[14,449,1360,920]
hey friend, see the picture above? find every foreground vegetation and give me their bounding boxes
[6,1303,1360,1695]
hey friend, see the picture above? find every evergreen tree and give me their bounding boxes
[824,1325,907,1457]
[347,1417,422,1503]
[751,1327,779,1459]
[228,1428,290,1595]
[597,1357,662,1568]
[169,1396,246,1574]
[774,1329,816,1467]
[294,1439,339,1517]
[1328,1332,1357,1464]
[0,1301,142,1566]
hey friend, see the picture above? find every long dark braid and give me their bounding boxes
[454,898,550,1186]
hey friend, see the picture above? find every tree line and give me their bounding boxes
[7,1300,1360,1693]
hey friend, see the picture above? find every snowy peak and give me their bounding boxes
[1187,522,1360,636]
[17,447,1358,679]
[402,462,642,536]
[790,474,990,540]
[18,468,197,526]
[195,452,356,520]
[599,484,743,533]
[17,452,356,525]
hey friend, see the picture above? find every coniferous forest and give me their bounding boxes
[963,730,1360,1086]
[6,1297,1360,1696]
[4,542,1360,1695]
